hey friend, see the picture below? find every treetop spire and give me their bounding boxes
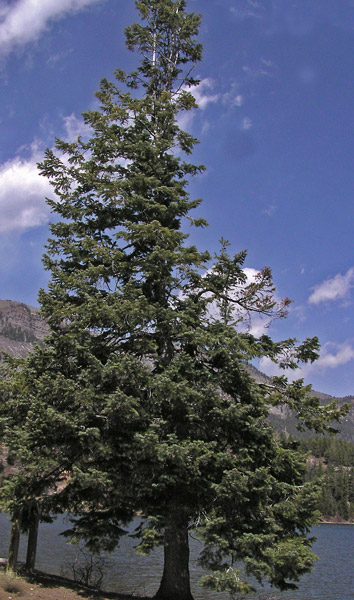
[125,0,202,94]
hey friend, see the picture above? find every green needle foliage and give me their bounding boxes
[0,1,348,598]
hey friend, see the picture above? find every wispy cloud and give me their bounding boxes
[222,82,243,109]
[262,204,277,217]
[178,78,220,131]
[230,0,264,21]
[291,304,307,323]
[241,116,252,130]
[242,61,277,80]
[309,267,354,305]
[229,94,243,108]
[46,48,74,67]
[0,0,101,59]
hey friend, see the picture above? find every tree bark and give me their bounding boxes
[25,503,40,572]
[154,512,193,600]
[7,509,22,572]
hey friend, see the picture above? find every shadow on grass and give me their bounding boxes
[23,568,152,600]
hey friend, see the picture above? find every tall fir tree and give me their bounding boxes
[0,1,348,597]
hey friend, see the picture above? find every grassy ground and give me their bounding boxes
[0,569,150,600]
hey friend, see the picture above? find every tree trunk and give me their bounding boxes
[25,503,40,572]
[154,512,193,600]
[7,509,22,572]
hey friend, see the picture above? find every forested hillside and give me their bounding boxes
[301,437,354,522]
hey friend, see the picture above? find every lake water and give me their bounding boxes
[0,513,353,599]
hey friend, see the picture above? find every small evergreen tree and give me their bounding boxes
[0,1,347,597]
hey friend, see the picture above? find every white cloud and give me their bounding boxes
[178,78,220,131]
[0,111,95,233]
[260,341,354,382]
[258,356,283,379]
[309,267,354,305]
[0,149,52,233]
[63,113,92,141]
[204,267,279,337]
[242,268,277,336]
[0,0,100,58]
[243,267,260,282]
[192,78,219,109]
[0,107,121,233]
[0,118,75,235]
[316,342,354,370]
[246,313,270,337]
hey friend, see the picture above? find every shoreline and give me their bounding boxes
[319,519,354,525]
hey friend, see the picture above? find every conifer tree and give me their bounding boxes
[0,1,348,598]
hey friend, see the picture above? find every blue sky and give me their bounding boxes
[0,0,353,397]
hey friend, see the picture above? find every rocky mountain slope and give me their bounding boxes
[0,299,48,360]
[0,299,353,441]
[246,363,354,442]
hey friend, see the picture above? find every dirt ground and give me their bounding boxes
[0,570,150,600]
